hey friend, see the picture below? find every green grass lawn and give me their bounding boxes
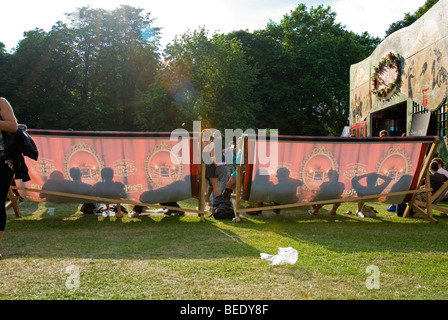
[1,199,448,300]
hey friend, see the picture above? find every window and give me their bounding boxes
[437,102,448,137]
[413,101,448,136]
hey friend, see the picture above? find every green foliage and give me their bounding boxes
[162,29,259,131]
[0,4,384,134]
[229,5,379,135]
[385,0,439,37]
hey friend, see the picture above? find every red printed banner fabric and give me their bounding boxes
[243,136,432,205]
[16,130,198,204]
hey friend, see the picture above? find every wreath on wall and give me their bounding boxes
[371,52,401,100]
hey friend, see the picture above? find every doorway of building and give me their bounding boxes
[370,102,407,136]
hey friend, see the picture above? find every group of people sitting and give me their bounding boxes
[41,167,126,204]
[417,157,448,200]
[41,166,189,217]
[242,155,448,218]
[40,141,448,219]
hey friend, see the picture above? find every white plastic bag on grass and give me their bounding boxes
[260,247,298,265]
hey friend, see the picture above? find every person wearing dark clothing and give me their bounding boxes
[309,169,345,215]
[352,172,392,217]
[416,161,447,202]
[0,97,18,260]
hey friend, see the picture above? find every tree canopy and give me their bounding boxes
[385,0,438,37]
[0,4,382,135]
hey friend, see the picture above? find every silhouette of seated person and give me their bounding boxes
[384,174,413,204]
[132,176,192,217]
[40,170,71,203]
[93,167,127,213]
[94,167,127,200]
[65,167,96,203]
[249,168,274,202]
[270,167,303,214]
[352,172,392,216]
[245,168,275,216]
[309,169,345,215]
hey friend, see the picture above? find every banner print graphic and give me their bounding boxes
[244,138,430,205]
[18,131,197,204]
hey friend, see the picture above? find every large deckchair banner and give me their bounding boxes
[243,136,434,205]
[16,130,199,204]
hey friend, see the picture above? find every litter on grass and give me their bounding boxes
[260,247,298,265]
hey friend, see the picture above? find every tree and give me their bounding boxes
[67,5,161,130]
[229,5,379,136]
[385,0,439,37]
[162,29,259,131]
[1,4,380,135]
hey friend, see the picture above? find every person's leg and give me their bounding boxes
[0,160,14,258]
[161,202,184,216]
[209,177,220,198]
[309,204,324,215]
[356,202,364,215]
[216,165,229,195]
[222,176,236,200]
[205,164,220,201]
[328,203,341,215]
[205,183,213,204]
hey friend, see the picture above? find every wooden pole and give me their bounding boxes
[10,186,207,216]
[236,189,430,213]
[6,188,21,217]
[403,137,439,218]
[198,163,206,222]
[233,135,247,223]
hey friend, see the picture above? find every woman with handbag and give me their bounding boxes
[0,97,18,260]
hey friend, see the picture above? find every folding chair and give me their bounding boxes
[413,179,448,218]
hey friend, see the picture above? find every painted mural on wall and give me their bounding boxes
[351,67,371,123]
[401,20,448,110]
[350,0,448,125]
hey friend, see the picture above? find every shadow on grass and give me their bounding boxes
[4,200,448,261]
[235,207,448,254]
[4,201,262,260]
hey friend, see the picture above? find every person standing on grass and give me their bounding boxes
[0,97,18,260]
[202,129,220,203]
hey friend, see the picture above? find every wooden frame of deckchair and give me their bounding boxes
[402,137,440,223]
[6,188,21,218]
[7,156,207,222]
[232,135,440,224]
[9,183,207,221]
[413,179,448,216]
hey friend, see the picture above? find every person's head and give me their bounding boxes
[430,161,440,173]
[49,170,64,181]
[101,167,114,182]
[379,130,388,137]
[276,167,290,180]
[69,167,82,181]
[433,157,445,168]
[327,169,339,181]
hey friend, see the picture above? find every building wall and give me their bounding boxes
[349,0,448,136]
